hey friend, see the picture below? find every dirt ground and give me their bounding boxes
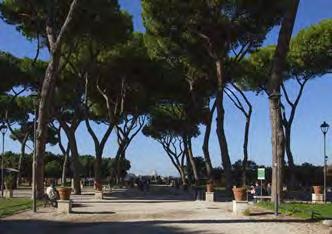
[0,186,331,234]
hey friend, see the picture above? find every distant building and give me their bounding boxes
[151,170,158,178]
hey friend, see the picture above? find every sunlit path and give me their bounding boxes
[1,186,330,234]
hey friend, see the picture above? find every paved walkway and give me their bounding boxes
[0,187,330,234]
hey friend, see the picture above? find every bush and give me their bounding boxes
[45,160,62,178]
[4,174,15,190]
[242,208,251,216]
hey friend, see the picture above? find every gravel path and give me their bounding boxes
[0,187,330,234]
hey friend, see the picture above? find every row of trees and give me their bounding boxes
[2,149,323,191]
[2,151,130,185]
[0,0,330,201]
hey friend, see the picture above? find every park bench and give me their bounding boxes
[42,193,58,208]
[253,195,272,202]
[103,184,111,191]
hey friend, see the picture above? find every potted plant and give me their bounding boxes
[4,174,15,198]
[94,181,103,191]
[312,185,322,195]
[232,186,247,201]
[206,180,214,193]
[57,187,72,200]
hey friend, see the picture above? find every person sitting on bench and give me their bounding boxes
[45,182,59,208]
[254,182,262,196]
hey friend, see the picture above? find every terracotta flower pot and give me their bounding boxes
[206,183,214,193]
[95,182,103,192]
[232,187,246,201]
[58,187,72,200]
[313,186,322,195]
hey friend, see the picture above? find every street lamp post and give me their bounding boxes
[0,122,8,198]
[320,121,329,203]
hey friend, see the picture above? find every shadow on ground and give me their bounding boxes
[97,186,233,202]
[0,218,319,234]
[0,220,200,234]
[70,211,116,215]
[77,200,189,204]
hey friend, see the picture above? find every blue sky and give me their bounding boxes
[0,0,332,176]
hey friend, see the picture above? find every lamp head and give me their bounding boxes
[0,122,7,135]
[321,121,330,134]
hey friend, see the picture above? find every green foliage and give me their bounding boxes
[142,0,288,86]
[108,157,131,179]
[70,0,133,45]
[4,174,15,189]
[242,19,332,91]
[0,0,331,191]
[143,103,201,141]
[0,52,34,93]
[290,19,332,77]
[186,156,206,182]
[242,208,251,216]
[0,0,132,49]
[0,95,28,124]
[18,58,47,89]
[45,160,62,178]
[91,33,167,121]
[78,155,95,178]
[232,160,268,186]
[1,151,33,181]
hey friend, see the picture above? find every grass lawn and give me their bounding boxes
[0,198,39,218]
[257,201,332,219]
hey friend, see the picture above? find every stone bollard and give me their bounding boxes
[205,192,215,202]
[322,220,332,227]
[95,191,104,200]
[4,190,13,198]
[312,193,324,204]
[57,200,72,214]
[232,200,249,215]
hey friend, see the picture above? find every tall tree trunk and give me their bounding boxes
[66,129,81,194]
[60,120,81,195]
[281,80,308,188]
[226,84,253,187]
[165,151,187,188]
[184,136,199,185]
[36,58,60,197]
[113,116,144,184]
[178,167,187,189]
[268,0,300,202]
[35,0,80,198]
[114,142,126,184]
[202,100,216,182]
[17,134,29,187]
[86,123,113,185]
[117,150,127,183]
[160,137,187,189]
[56,125,70,186]
[269,96,285,202]
[284,125,295,168]
[85,76,114,186]
[284,124,297,187]
[225,84,253,186]
[177,165,187,188]
[61,150,69,186]
[60,142,70,187]
[215,59,233,190]
[242,112,252,186]
[94,149,103,185]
